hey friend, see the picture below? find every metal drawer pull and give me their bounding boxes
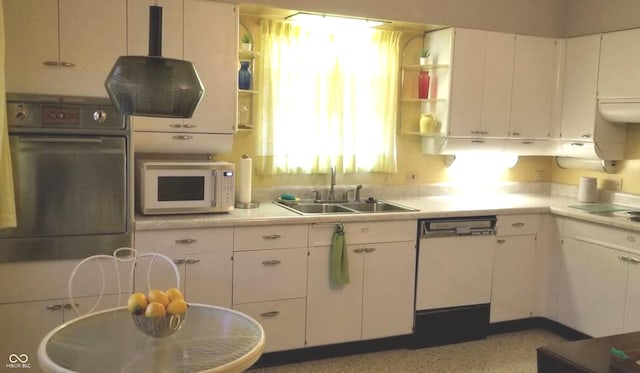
[169,123,182,128]
[186,259,200,264]
[43,61,59,66]
[260,311,280,318]
[364,248,376,253]
[619,256,640,263]
[60,62,76,67]
[353,248,365,253]
[512,131,521,136]
[521,141,534,145]
[262,259,282,266]
[175,238,196,244]
[262,234,282,240]
[46,304,63,311]
[512,222,525,228]
[182,124,197,128]
[63,303,80,310]
[497,239,506,244]
[581,134,591,138]
[627,236,637,242]
[173,259,186,265]
[173,135,193,140]
[471,140,485,144]
[570,142,585,147]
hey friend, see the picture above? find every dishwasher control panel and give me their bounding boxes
[420,216,497,237]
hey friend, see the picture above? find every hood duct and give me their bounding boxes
[105,6,204,118]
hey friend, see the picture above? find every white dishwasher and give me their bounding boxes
[413,216,496,348]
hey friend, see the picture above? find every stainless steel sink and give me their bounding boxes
[341,201,417,213]
[287,203,356,214]
[273,199,418,215]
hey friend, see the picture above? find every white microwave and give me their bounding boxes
[135,160,235,215]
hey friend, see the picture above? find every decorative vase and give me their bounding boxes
[418,70,430,99]
[238,61,252,90]
[240,43,252,52]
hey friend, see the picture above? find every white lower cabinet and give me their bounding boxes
[134,227,233,308]
[233,298,306,352]
[557,219,640,337]
[232,225,308,353]
[491,214,538,323]
[306,221,416,347]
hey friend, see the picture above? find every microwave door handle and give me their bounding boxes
[212,170,217,208]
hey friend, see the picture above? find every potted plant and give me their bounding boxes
[419,48,432,65]
[240,33,252,52]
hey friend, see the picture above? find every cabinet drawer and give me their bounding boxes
[564,218,640,252]
[309,220,417,246]
[233,298,306,353]
[497,214,539,236]
[234,225,308,251]
[135,227,233,256]
[233,248,308,303]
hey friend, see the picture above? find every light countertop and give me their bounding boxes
[134,193,640,232]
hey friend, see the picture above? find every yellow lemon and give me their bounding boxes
[145,301,167,317]
[147,289,170,307]
[166,299,188,315]
[165,287,184,302]
[127,292,148,315]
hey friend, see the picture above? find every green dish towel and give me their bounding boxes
[330,224,349,287]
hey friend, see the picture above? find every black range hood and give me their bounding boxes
[105,6,204,118]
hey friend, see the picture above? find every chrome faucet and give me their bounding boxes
[355,184,363,202]
[328,166,336,201]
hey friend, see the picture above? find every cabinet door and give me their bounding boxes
[234,298,306,353]
[449,29,513,138]
[557,237,627,337]
[449,28,485,137]
[599,29,640,99]
[361,242,415,340]
[128,0,185,133]
[560,35,600,141]
[185,252,232,308]
[59,0,126,74]
[623,257,640,333]
[510,36,558,139]
[0,300,64,367]
[183,0,237,135]
[4,0,58,74]
[491,235,535,323]
[306,246,364,347]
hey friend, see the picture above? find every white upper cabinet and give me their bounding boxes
[560,35,601,141]
[129,0,238,153]
[510,35,559,139]
[4,0,127,97]
[449,29,514,138]
[599,28,640,99]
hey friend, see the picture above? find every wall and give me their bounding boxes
[564,0,640,37]
[239,0,566,37]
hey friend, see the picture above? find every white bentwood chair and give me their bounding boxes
[67,247,180,316]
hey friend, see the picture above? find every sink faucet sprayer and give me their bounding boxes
[328,166,336,201]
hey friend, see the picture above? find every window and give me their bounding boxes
[255,20,401,174]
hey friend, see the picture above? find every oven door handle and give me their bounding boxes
[18,137,103,144]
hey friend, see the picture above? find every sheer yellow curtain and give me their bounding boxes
[256,20,400,174]
[0,2,17,229]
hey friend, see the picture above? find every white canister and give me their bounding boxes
[578,177,597,203]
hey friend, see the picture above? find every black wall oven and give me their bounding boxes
[0,94,131,262]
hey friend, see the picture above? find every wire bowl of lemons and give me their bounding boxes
[128,288,188,338]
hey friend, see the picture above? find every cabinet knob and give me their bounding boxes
[260,311,280,317]
[172,135,193,140]
[512,222,525,228]
[262,234,282,240]
[512,131,521,136]
[261,259,282,266]
[175,238,196,244]
[627,236,636,242]
[497,239,506,244]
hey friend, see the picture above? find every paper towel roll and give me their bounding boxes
[578,176,597,203]
[239,154,252,204]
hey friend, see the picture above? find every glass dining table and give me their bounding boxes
[37,304,265,373]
